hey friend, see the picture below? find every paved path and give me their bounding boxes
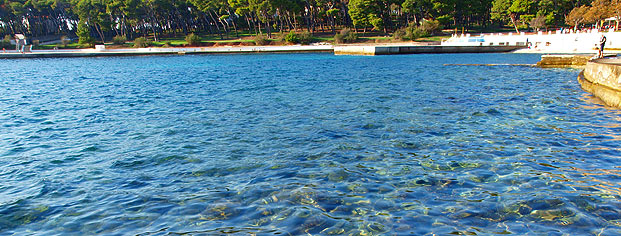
[0,45,334,58]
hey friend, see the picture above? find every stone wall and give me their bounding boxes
[579,59,621,108]
[536,55,592,68]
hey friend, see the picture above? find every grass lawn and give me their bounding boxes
[31,30,452,49]
[36,43,83,49]
[418,35,450,42]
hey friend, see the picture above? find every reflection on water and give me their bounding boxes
[0,53,620,235]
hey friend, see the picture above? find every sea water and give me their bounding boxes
[0,53,620,235]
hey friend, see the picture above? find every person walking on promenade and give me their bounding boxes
[598,34,607,58]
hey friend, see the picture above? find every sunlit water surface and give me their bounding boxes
[1,53,620,235]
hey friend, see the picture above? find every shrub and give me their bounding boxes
[299,31,313,45]
[419,19,442,36]
[185,33,201,46]
[133,37,150,48]
[60,36,70,47]
[345,30,358,42]
[161,42,172,48]
[334,28,358,44]
[395,20,439,41]
[31,39,40,48]
[334,33,344,44]
[392,28,406,41]
[407,27,428,40]
[274,32,287,43]
[254,34,270,45]
[285,31,300,44]
[1,35,12,49]
[112,35,127,45]
[530,14,546,31]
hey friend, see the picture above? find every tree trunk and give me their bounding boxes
[510,13,519,33]
[229,10,239,37]
[208,11,223,39]
[213,10,229,39]
[265,20,271,38]
[95,23,105,43]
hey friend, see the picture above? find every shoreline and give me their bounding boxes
[579,58,621,108]
[1,43,619,58]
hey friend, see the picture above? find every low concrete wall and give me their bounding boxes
[579,59,621,108]
[334,45,524,55]
[0,45,334,58]
[333,46,378,55]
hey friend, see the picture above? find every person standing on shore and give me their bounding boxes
[599,34,607,58]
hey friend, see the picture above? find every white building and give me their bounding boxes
[442,29,619,53]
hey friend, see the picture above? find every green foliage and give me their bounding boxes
[393,19,442,41]
[285,31,300,44]
[76,0,112,42]
[419,19,442,35]
[348,0,386,32]
[112,35,127,45]
[334,28,358,44]
[392,28,407,41]
[491,0,512,23]
[133,37,150,48]
[407,27,428,40]
[254,34,270,45]
[508,0,535,15]
[326,9,340,17]
[274,32,287,43]
[345,30,359,43]
[185,33,201,46]
[0,35,12,49]
[299,31,313,45]
[491,0,538,31]
[369,16,384,31]
[76,20,94,46]
[436,15,452,27]
[0,0,601,47]
[403,0,433,16]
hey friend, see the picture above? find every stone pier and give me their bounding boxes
[579,58,621,108]
[536,54,594,68]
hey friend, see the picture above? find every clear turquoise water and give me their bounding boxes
[0,53,620,235]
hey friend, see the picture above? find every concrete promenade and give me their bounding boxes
[0,45,334,58]
[579,58,621,108]
[334,45,524,55]
[0,43,528,58]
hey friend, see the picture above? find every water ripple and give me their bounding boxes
[0,53,620,235]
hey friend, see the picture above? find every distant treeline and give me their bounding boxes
[0,0,613,43]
